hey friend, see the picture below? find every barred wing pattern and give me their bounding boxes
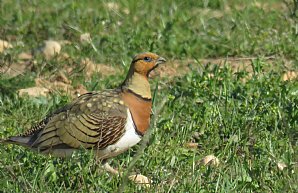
[21,90,128,154]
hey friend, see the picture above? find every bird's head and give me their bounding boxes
[130,52,166,77]
[121,52,166,97]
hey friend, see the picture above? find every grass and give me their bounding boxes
[0,0,297,192]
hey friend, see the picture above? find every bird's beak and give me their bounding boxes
[148,56,166,78]
[156,57,166,66]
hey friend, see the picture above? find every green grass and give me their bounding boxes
[0,0,297,192]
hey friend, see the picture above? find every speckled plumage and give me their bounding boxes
[2,52,166,160]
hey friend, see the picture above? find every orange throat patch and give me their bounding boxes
[121,91,152,135]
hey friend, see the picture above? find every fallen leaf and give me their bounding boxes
[199,155,220,167]
[18,87,50,97]
[128,174,151,188]
[0,39,13,53]
[184,142,198,149]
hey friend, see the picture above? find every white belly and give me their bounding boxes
[45,110,141,159]
[95,110,141,159]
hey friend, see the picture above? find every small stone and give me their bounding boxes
[18,87,50,97]
[128,174,151,188]
[81,58,117,78]
[199,155,220,167]
[277,162,287,171]
[282,71,297,81]
[18,52,33,60]
[1,62,30,77]
[41,40,61,59]
[0,39,12,53]
[80,33,91,43]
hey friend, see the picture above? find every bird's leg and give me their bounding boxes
[99,159,151,187]
[103,161,121,175]
[99,159,121,176]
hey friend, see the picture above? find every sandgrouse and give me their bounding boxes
[2,52,166,174]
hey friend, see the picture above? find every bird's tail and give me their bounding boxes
[0,136,31,147]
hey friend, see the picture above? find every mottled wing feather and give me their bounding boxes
[19,101,74,138]
[22,89,128,153]
[16,104,74,148]
[95,116,127,149]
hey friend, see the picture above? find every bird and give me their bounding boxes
[1,52,166,175]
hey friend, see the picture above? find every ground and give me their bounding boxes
[0,0,297,192]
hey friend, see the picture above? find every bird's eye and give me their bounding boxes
[143,57,152,62]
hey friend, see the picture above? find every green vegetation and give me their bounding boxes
[0,0,297,192]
